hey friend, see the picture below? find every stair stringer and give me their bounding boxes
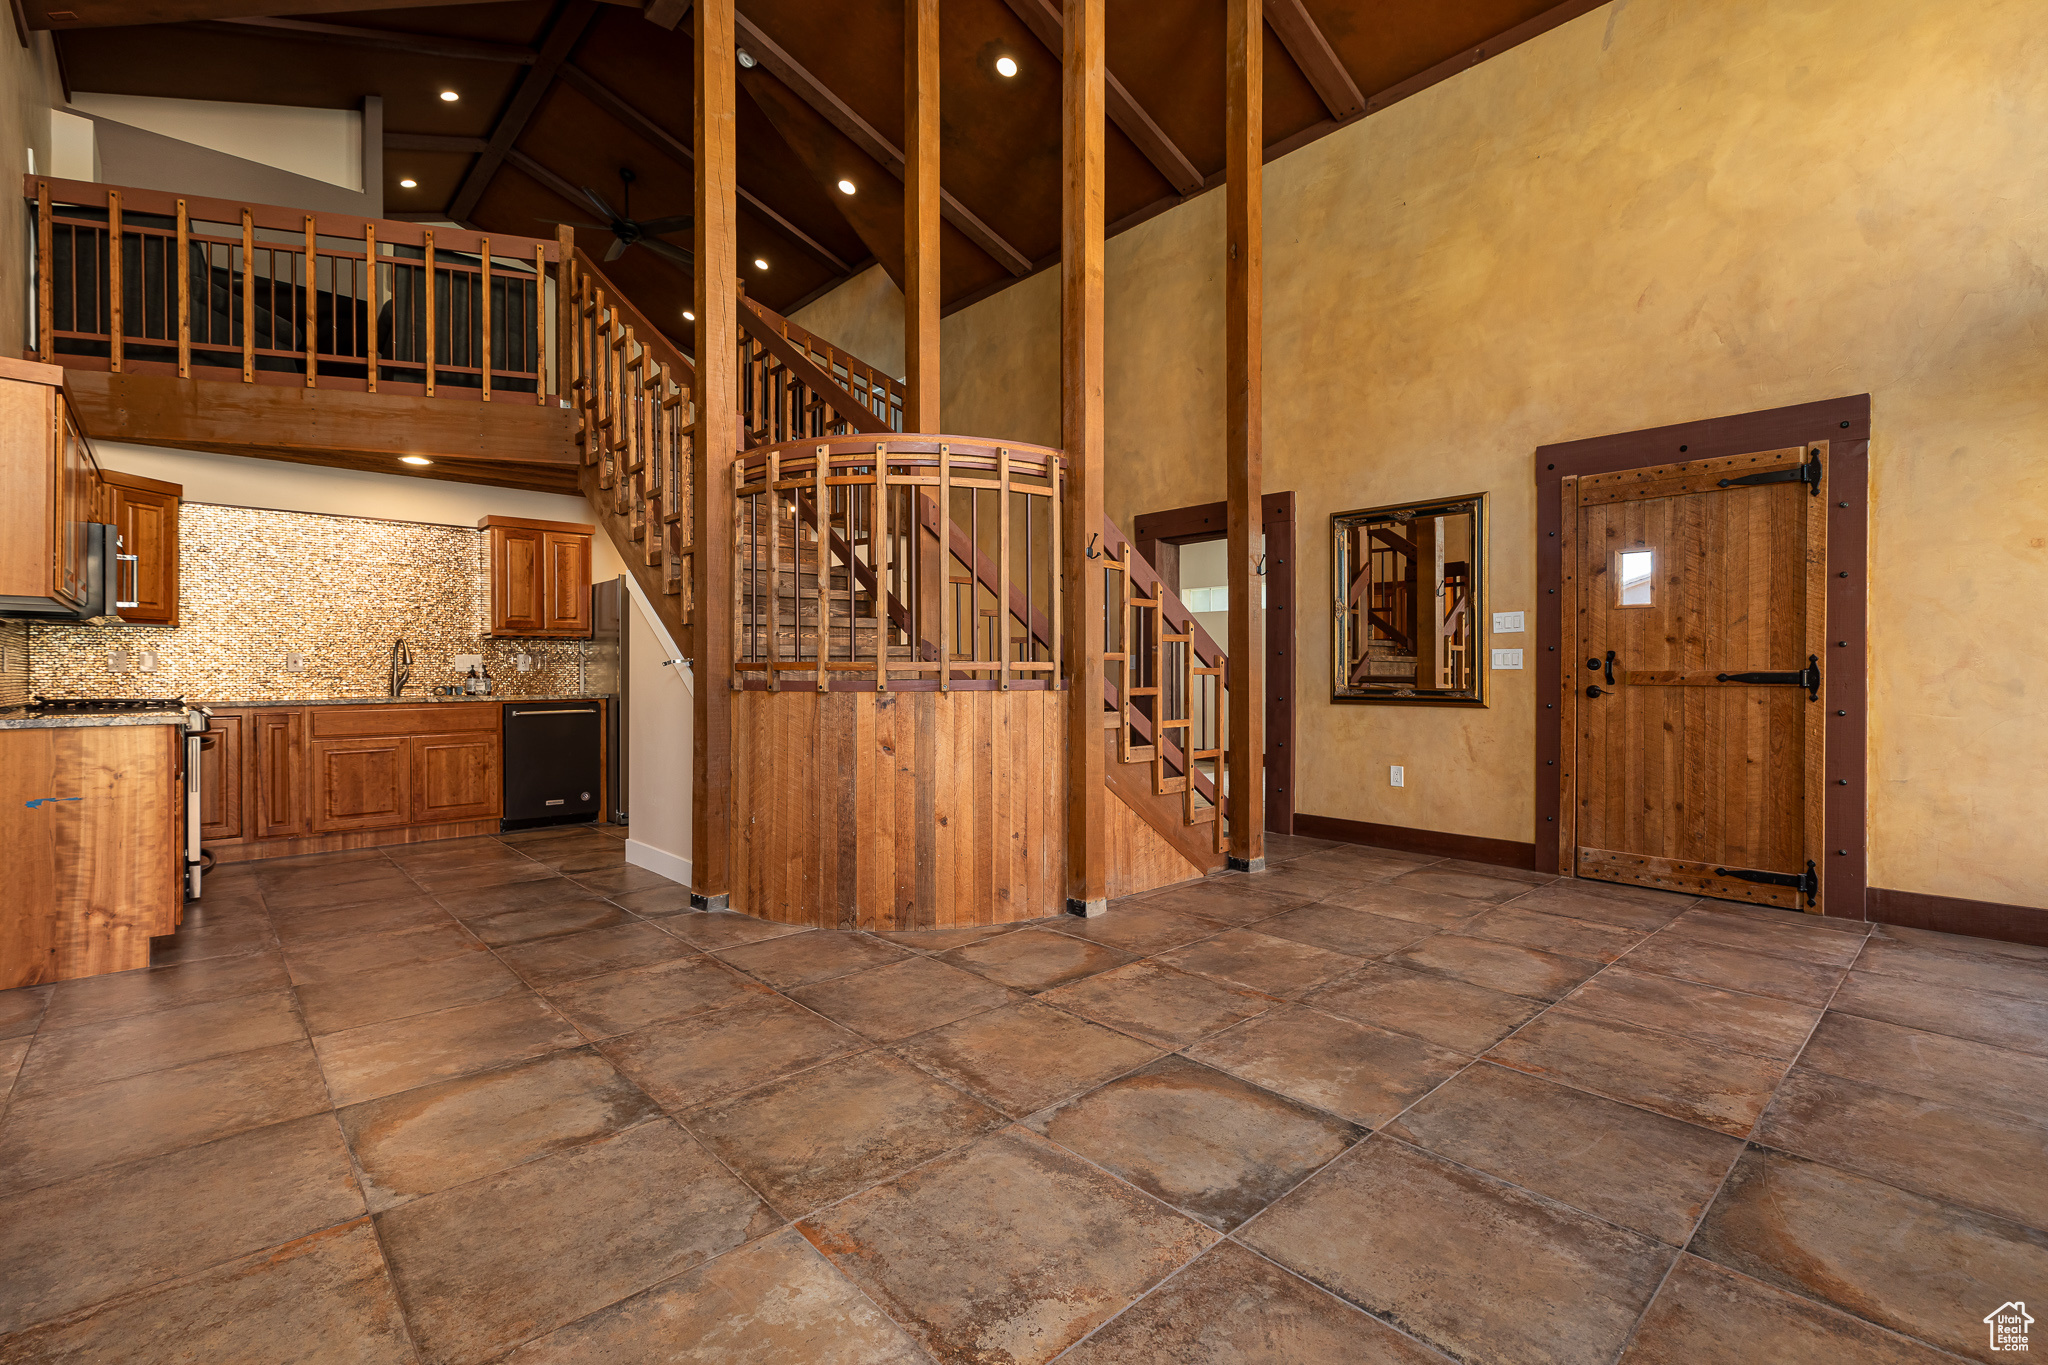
[1102,732,1226,890]
[580,459,691,660]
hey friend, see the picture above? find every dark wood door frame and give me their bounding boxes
[1534,395,1870,918]
[1134,491,1296,836]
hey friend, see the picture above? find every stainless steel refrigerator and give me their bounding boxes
[586,576,628,824]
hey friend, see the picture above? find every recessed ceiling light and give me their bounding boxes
[995,55,1018,78]
[398,177,417,189]
[683,310,695,321]
[837,179,856,195]
[439,90,459,102]
[753,258,768,270]
[400,456,433,465]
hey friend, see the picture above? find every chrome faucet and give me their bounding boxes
[390,638,412,697]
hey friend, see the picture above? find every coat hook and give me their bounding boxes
[1085,533,1102,560]
[1254,554,1267,576]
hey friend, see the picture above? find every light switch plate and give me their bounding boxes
[1492,611,1525,633]
[108,650,133,673]
[1491,648,1525,670]
[1389,765,1405,788]
[138,649,159,674]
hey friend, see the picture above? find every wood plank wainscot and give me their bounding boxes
[1,722,183,990]
[730,688,1068,929]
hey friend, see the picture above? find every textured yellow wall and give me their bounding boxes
[0,37,59,352]
[794,0,2048,909]
[789,264,909,385]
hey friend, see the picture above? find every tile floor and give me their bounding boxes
[0,825,2043,1363]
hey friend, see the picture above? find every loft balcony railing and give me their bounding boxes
[26,177,563,403]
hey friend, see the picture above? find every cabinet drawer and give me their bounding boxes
[311,703,501,739]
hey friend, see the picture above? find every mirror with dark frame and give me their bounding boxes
[1333,493,1488,705]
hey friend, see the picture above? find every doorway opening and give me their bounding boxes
[1533,397,1869,918]
[1133,493,1296,836]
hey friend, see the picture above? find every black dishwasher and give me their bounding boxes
[503,701,604,829]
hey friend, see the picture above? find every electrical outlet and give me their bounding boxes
[1390,765,1404,788]
[1492,611,1525,633]
[1491,648,1524,670]
[452,654,483,671]
[108,650,134,673]
[515,651,536,674]
[285,653,306,673]
[137,648,159,674]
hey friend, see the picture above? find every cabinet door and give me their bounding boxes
[198,710,246,843]
[542,531,592,636]
[108,484,179,625]
[310,737,413,833]
[252,709,306,840]
[493,526,546,634]
[54,402,95,606]
[412,733,502,824]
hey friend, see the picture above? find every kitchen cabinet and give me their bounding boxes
[0,357,100,617]
[309,736,413,833]
[197,710,245,842]
[100,469,182,626]
[252,708,306,839]
[481,515,593,637]
[413,732,502,823]
[0,724,181,990]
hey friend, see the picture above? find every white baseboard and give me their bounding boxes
[625,838,691,886]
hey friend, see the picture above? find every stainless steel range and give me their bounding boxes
[28,696,212,898]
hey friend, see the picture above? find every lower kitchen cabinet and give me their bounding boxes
[198,700,576,863]
[309,736,413,833]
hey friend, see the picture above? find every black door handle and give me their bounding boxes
[1586,685,1606,699]
[1604,650,1616,685]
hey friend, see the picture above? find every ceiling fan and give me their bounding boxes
[542,168,693,268]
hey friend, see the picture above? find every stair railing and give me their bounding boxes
[733,436,1063,692]
[564,249,696,615]
[28,177,559,401]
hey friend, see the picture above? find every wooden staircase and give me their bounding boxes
[564,254,1228,880]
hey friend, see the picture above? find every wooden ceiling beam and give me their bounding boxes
[205,16,537,63]
[641,0,688,31]
[997,0,1200,197]
[446,0,599,225]
[555,64,851,274]
[734,11,1032,276]
[1262,0,1363,121]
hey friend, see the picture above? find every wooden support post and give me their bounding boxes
[303,215,318,387]
[364,223,378,392]
[35,181,52,364]
[555,227,575,401]
[534,243,548,405]
[906,0,945,671]
[938,444,952,690]
[692,0,739,908]
[107,191,123,373]
[874,443,889,692]
[998,447,1012,692]
[240,210,254,382]
[480,237,493,402]
[1062,0,1107,915]
[1225,0,1265,868]
[423,231,438,396]
[175,199,191,378]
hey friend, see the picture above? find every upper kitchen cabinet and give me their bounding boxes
[100,469,182,626]
[0,357,100,617]
[481,515,592,637]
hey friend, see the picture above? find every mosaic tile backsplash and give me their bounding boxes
[28,504,599,701]
[0,620,27,707]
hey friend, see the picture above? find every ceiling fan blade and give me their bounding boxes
[580,186,621,223]
[635,215,694,236]
[603,237,629,263]
[535,218,608,231]
[640,237,696,268]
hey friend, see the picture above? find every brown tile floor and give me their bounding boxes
[0,824,2043,1362]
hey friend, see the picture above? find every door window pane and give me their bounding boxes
[1617,549,1654,607]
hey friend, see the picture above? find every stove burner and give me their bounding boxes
[28,696,188,714]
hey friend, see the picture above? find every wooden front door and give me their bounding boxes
[1564,444,1827,910]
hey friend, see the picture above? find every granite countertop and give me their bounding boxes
[0,709,192,731]
[197,695,607,708]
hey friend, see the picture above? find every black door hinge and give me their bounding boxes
[1719,452,1822,496]
[1713,859,1819,907]
[1717,654,1820,701]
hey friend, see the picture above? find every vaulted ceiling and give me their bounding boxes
[40,0,1602,355]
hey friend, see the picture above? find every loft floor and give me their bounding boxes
[0,829,2041,1362]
